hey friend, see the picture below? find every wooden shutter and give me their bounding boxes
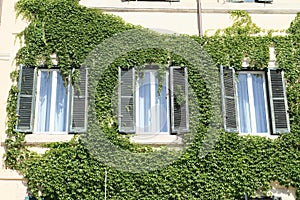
[118,67,135,133]
[16,65,36,132]
[267,68,290,134]
[170,66,189,134]
[70,67,88,133]
[220,65,238,132]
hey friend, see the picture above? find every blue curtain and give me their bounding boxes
[54,72,68,132]
[251,74,268,133]
[237,73,268,133]
[139,72,151,132]
[138,71,168,133]
[36,71,52,132]
[156,77,168,132]
[36,71,68,132]
[237,74,251,133]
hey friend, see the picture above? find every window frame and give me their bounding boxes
[135,68,170,135]
[235,71,271,135]
[118,65,189,135]
[220,65,290,135]
[33,69,72,134]
[16,65,88,134]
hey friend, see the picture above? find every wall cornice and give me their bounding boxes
[91,7,300,14]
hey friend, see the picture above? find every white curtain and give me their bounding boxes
[36,71,52,132]
[36,71,68,132]
[54,72,68,132]
[238,74,251,133]
[238,73,268,133]
[251,74,268,133]
[139,72,151,132]
[138,71,168,133]
[155,77,168,132]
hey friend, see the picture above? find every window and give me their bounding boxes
[237,71,269,134]
[35,70,71,133]
[220,66,290,135]
[135,69,170,133]
[118,65,189,135]
[16,66,88,134]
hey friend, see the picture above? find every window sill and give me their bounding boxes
[25,134,74,145]
[130,134,182,145]
[239,133,279,139]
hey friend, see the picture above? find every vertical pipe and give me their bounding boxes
[196,0,203,37]
[104,170,107,200]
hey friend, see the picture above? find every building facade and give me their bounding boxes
[0,0,299,199]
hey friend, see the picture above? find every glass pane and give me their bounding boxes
[237,74,251,133]
[155,73,168,132]
[251,74,268,133]
[36,71,52,132]
[137,71,169,133]
[54,72,68,132]
[138,72,151,132]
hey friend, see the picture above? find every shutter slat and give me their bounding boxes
[118,67,135,133]
[224,98,237,129]
[71,67,88,132]
[268,69,290,134]
[16,65,36,132]
[170,66,189,134]
[220,65,238,132]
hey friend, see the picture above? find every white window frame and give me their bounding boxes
[236,71,270,135]
[135,69,170,134]
[34,69,72,134]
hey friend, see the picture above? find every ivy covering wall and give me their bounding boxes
[4,0,300,199]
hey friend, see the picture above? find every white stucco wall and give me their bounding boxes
[0,0,28,199]
[80,0,300,35]
[104,11,296,36]
[0,179,27,199]
[0,0,27,138]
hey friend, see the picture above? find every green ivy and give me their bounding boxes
[215,10,262,36]
[5,1,300,199]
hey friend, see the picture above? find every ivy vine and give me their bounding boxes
[4,1,300,199]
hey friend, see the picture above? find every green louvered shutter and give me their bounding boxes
[16,65,36,132]
[170,66,189,134]
[220,66,238,132]
[118,67,135,133]
[70,67,88,133]
[267,68,290,134]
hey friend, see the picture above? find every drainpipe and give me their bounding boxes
[104,170,107,200]
[196,0,203,37]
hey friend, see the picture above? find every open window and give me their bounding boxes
[16,66,88,134]
[118,65,189,135]
[220,66,290,135]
